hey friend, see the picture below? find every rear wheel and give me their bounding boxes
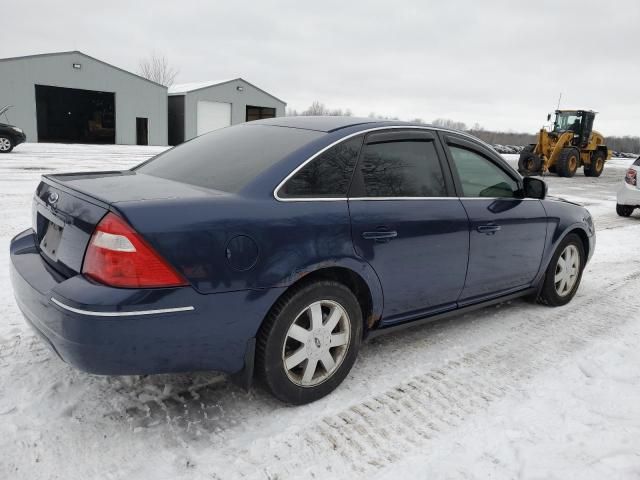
[256,281,362,404]
[538,233,585,306]
[616,204,634,217]
[584,151,605,177]
[556,148,580,177]
[0,136,13,153]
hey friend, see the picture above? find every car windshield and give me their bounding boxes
[554,112,582,133]
[135,124,324,193]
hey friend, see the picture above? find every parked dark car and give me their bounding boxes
[0,105,27,153]
[10,117,595,404]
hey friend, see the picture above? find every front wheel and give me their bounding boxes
[0,136,13,153]
[256,281,362,404]
[518,151,542,175]
[538,234,585,306]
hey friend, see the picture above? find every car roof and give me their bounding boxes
[250,116,501,154]
[251,116,421,132]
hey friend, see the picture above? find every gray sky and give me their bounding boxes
[2,0,639,135]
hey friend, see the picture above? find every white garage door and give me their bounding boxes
[196,101,231,135]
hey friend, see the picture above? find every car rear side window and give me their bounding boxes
[277,136,363,198]
[353,139,447,197]
[633,157,640,166]
[135,125,323,193]
[449,146,519,198]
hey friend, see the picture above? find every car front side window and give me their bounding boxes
[449,146,519,198]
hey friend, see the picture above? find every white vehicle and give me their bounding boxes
[616,157,640,216]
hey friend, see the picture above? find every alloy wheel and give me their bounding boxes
[282,300,351,387]
[0,138,11,151]
[554,244,580,296]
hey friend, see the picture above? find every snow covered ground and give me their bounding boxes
[1,143,640,479]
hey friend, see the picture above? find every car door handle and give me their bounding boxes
[362,230,398,242]
[476,224,501,235]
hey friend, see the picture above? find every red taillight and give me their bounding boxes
[626,168,637,186]
[82,213,187,288]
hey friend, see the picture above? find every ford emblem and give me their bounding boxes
[47,192,59,205]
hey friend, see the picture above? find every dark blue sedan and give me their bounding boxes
[10,117,595,404]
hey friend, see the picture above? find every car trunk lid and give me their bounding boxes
[33,171,223,276]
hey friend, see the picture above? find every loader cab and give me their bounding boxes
[553,110,596,148]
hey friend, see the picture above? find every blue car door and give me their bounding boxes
[348,129,470,325]
[440,134,548,304]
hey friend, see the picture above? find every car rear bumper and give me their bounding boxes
[15,131,26,145]
[617,182,640,206]
[10,228,284,376]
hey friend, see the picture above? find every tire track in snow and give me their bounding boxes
[592,213,637,230]
[208,269,640,479]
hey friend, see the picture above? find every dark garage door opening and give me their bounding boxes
[35,85,115,144]
[246,105,276,122]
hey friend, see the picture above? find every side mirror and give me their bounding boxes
[547,113,551,121]
[523,177,547,199]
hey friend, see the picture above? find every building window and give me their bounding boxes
[246,105,276,122]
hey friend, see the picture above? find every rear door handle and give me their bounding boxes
[362,230,398,242]
[476,224,501,235]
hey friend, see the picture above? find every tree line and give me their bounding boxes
[287,103,640,154]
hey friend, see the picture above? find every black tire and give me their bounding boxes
[616,204,634,217]
[256,280,362,405]
[548,164,557,174]
[518,150,542,176]
[556,148,580,178]
[538,233,585,307]
[0,135,14,153]
[584,151,605,177]
[518,145,542,175]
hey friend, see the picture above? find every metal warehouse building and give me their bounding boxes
[168,79,286,145]
[0,51,168,145]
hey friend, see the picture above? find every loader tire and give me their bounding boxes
[584,151,605,177]
[518,146,542,175]
[556,148,580,178]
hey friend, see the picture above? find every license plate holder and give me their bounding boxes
[39,220,63,261]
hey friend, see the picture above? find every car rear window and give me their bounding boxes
[135,124,323,193]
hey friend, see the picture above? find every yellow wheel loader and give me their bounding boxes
[518,110,611,178]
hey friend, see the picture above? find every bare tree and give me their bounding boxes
[432,118,467,131]
[138,52,179,87]
[368,112,399,121]
[304,101,331,115]
[287,101,353,116]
